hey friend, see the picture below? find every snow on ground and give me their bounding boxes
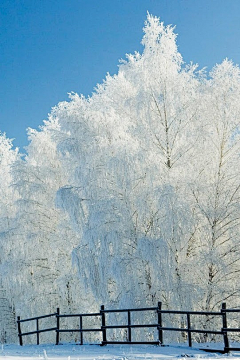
[1,344,240,360]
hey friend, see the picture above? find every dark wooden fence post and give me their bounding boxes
[100,305,107,345]
[17,316,23,346]
[79,315,83,345]
[56,307,60,345]
[187,313,192,347]
[221,303,229,353]
[157,302,163,345]
[36,319,39,345]
[127,310,132,342]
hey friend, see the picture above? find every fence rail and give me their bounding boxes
[17,302,240,353]
[17,310,59,346]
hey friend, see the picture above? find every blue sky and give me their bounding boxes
[1,0,240,151]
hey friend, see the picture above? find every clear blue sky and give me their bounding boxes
[1,0,240,151]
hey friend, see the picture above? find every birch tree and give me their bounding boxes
[53,14,201,313]
[190,60,240,312]
[4,119,82,329]
[0,133,19,343]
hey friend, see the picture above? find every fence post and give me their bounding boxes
[17,316,23,346]
[157,302,163,345]
[56,307,60,345]
[127,310,132,342]
[79,315,83,345]
[36,319,39,345]
[100,305,107,345]
[187,313,192,347]
[221,303,229,353]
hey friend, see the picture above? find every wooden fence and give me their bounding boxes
[17,302,240,353]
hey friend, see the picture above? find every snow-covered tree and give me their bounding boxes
[52,14,201,314]
[189,60,240,312]
[1,120,82,339]
[0,133,19,343]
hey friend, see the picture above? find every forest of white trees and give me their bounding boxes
[1,14,240,343]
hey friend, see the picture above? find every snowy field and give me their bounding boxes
[1,344,240,360]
